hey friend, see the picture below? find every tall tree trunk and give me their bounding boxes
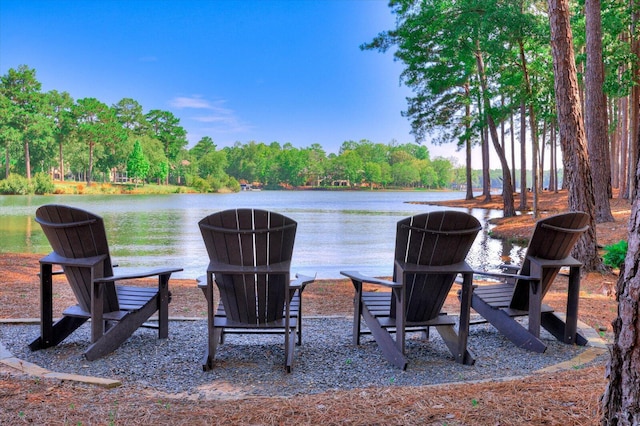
[87,141,94,185]
[465,91,474,200]
[475,43,515,216]
[630,0,640,200]
[585,0,614,222]
[482,125,491,201]
[620,95,629,198]
[550,119,557,192]
[540,120,547,190]
[519,38,539,216]
[465,138,474,200]
[4,147,9,178]
[23,138,31,182]
[475,73,492,201]
[547,0,601,271]
[601,151,640,424]
[610,99,619,189]
[510,111,516,188]
[58,140,64,182]
[530,110,539,217]
[520,101,528,210]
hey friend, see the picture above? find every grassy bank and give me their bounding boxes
[52,181,197,195]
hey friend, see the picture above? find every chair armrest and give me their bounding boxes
[40,252,108,268]
[499,264,520,273]
[340,271,400,288]
[472,269,535,282]
[94,267,183,283]
[290,273,316,291]
[528,255,582,268]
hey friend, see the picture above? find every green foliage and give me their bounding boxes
[0,172,53,194]
[0,174,31,194]
[603,240,627,269]
[32,172,54,194]
[126,140,150,184]
[2,66,467,191]
[186,175,211,193]
[226,176,241,192]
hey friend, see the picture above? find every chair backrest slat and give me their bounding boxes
[509,212,590,310]
[199,209,296,325]
[392,211,481,322]
[36,204,119,313]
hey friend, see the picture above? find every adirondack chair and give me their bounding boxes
[198,208,314,372]
[468,211,590,352]
[341,210,481,370]
[29,204,182,361]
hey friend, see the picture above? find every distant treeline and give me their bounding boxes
[1,65,477,193]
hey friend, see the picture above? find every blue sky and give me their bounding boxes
[1,0,469,162]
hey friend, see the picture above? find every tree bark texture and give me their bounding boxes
[465,94,474,201]
[465,137,474,200]
[520,101,528,210]
[547,0,600,270]
[585,0,614,222]
[601,155,640,425]
[629,2,640,199]
[481,116,491,201]
[550,121,557,192]
[23,138,31,181]
[475,44,515,216]
[619,96,629,198]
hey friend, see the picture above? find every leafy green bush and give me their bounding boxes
[0,174,31,194]
[603,240,627,269]
[226,176,241,192]
[186,175,212,193]
[32,172,55,194]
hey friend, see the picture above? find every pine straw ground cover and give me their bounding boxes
[0,190,630,425]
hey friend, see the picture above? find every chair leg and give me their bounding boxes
[435,325,475,365]
[361,305,408,370]
[285,326,296,373]
[471,293,547,353]
[351,279,363,346]
[296,291,303,346]
[202,327,223,371]
[540,312,589,346]
[84,296,160,361]
[29,316,87,351]
[157,273,171,339]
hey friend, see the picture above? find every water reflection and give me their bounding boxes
[0,192,525,279]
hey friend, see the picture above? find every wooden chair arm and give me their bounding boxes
[472,269,536,282]
[499,264,520,273]
[93,267,183,283]
[40,252,108,268]
[528,255,582,268]
[340,271,400,288]
[290,273,316,291]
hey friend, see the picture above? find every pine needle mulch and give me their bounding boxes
[1,364,605,425]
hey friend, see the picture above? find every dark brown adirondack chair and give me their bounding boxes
[468,212,590,352]
[198,209,314,372]
[29,204,182,361]
[341,210,481,370]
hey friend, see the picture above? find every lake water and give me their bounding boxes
[0,191,524,279]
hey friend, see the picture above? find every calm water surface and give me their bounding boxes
[0,191,524,279]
